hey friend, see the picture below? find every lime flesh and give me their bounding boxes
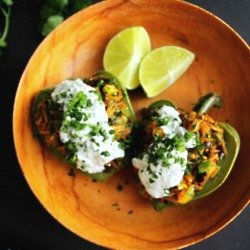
[139,46,195,97]
[103,26,151,90]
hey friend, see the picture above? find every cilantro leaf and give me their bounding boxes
[42,15,64,36]
[40,4,58,21]
[46,0,69,11]
[69,0,92,14]
[1,0,13,6]
[39,0,94,37]
[0,0,13,56]
[0,39,7,47]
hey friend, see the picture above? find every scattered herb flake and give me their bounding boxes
[116,184,124,191]
[128,210,133,215]
[149,178,155,184]
[67,168,76,177]
[101,151,111,157]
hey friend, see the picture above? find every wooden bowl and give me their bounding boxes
[13,0,250,249]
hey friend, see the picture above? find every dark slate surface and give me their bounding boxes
[0,0,249,249]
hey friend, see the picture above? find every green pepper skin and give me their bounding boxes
[148,100,176,110]
[193,92,240,198]
[32,72,135,182]
[91,70,135,118]
[32,87,54,139]
[193,122,240,199]
[142,99,240,211]
[193,92,223,113]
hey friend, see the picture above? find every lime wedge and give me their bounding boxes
[139,46,195,97]
[103,26,151,90]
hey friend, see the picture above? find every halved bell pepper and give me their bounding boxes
[193,123,240,198]
[192,93,240,200]
[31,71,135,181]
[136,93,240,211]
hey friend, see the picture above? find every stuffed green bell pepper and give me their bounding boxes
[132,93,240,211]
[32,71,135,181]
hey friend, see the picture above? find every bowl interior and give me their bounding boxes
[13,0,250,249]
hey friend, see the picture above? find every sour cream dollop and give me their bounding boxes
[132,105,197,198]
[51,78,124,174]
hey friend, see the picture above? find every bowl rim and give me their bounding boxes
[12,0,250,249]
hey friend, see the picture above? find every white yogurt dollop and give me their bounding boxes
[132,106,197,198]
[51,79,124,174]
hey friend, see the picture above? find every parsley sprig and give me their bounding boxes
[0,0,13,56]
[40,0,93,36]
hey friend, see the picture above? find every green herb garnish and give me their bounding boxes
[39,0,93,36]
[116,184,124,191]
[0,0,14,56]
[101,151,111,157]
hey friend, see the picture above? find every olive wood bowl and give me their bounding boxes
[13,0,250,249]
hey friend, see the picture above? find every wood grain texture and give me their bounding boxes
[13,0,250,249]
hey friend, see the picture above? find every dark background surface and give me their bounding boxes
[0,0,249,249]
